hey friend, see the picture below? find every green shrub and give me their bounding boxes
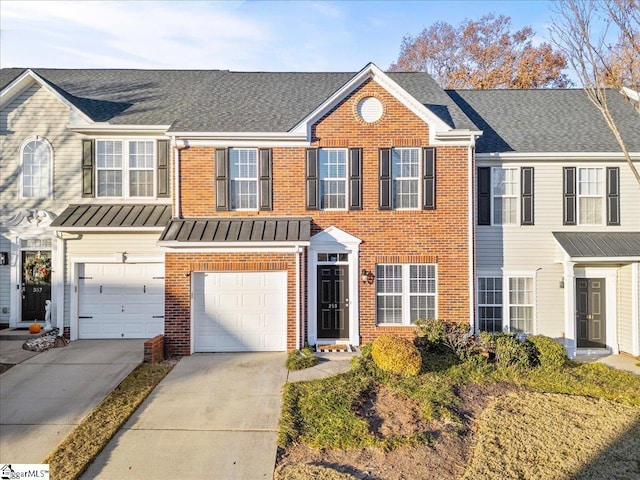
[371,335,422,377]
[528,335,567,369]
[285,347,320,370]
[493,333,538,369]
[415,318,472,358]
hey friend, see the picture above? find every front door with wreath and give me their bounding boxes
[22,251,51,322]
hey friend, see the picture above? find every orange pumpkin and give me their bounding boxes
[29,322,41,334]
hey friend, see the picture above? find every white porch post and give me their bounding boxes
[632,262,639,357]
[563,261,576,358]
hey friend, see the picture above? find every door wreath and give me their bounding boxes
[24,255,51,285]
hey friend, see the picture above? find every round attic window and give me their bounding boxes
[357,97,383,123]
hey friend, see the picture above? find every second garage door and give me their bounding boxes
[78,263,165,339]
[193,271,287,352]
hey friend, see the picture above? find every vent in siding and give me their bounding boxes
[357,97,383,123]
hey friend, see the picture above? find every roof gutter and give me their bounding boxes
[477,152,640,161]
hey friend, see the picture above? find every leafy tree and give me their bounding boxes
[390,14,570,89]
[551,0,640,186]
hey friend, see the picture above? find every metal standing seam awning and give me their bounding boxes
[553,232,640,261]
[50,204,172,230]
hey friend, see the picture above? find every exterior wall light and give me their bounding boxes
[361,269,375,284]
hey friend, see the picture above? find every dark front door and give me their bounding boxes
[22,251,51,322]
[576,278,606,348]
[317,265,349,338]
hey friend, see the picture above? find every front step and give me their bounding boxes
[0,328,38,341]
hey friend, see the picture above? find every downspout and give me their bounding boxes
[468,145,476,332]
[295,245,302,350]
[632,262,639,357]
[171,137,187,219]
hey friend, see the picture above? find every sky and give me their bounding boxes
[1,0,559,72]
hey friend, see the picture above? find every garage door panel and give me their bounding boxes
[194,271,287,352]
[78,263,165,339]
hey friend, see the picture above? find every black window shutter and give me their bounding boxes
[477,167,491,225]
[258,148,273,211]
[563,167,576,225]
[521,167,534,225]
[215,148,229,211]
[305,149,319,210]
[606,167,620,225]
[422,147,436,210]
[349,148,363,210]
[82,139,95,198]
[156,139,170,198]
[379,148,392,210]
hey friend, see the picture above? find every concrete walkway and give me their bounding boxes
[82,353,288,480]
[0,339,143,464]
[576,353,640,376]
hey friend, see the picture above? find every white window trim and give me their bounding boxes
[319,148,349,211]
[477,276,503,333]
[491,166,518,226]
[392,147,422,211]
[576,166,606,226]
[20,136,53,199]
[503,272,536,335]
[229,148,259,211]
[95,139,157,199]
[377,263,438,326]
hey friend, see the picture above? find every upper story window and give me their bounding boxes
[319,149,348,209]
[478,166,534,226]
[229,148,258,210]
[376,263,437,325]
[563,166,619,226]
[21,137,52,198]
[392,148,420,209]
[492,167,518,225]
[96,140,155,198]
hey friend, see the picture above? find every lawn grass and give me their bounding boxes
[462,392,640,480]
[279,345,640,473]
[43,363,173,480]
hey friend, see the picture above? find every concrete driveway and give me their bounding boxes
[0,339,144,464]
[82,353,287,480]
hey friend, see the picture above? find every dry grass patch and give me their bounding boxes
[44,363,173,480]
[274,464,357,480]
[462,392,640,480]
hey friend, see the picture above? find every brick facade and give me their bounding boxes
[166,78,471,354]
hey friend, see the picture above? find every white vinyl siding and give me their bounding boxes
[392,148,420,209]
[319,148,347,209]
[617,264,633,354]
[229,148,258,210]
[376,263,436,325]
[96,140,155,198]
[577,167,604,225]
[492,167,518,225]
[21,138,52,198]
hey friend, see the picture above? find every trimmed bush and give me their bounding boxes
[528,335,567,369]
[415,318,473,358]
[286,347,320,371]
[371,335,422,377]
[493,333,538,369]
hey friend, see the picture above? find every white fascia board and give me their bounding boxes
[49,226,166,233]
[477,152,640,162]
[68,124,172,135]
[168,131,307,141]
[175,138,310,148]
[621,87,639,102]
[158,241,310,250]
[0,69,94,124]
[289,62,451,140]
[570,256,640,263]
[433,129,482,146]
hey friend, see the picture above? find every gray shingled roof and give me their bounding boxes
[1,68,473,131]
[51,204,171,229]
[553,232,640,257]
[448,88,640,153]
[160,217,311,243]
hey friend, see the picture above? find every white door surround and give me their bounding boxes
[308,226,361,347]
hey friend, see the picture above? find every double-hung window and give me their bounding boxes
[376,264,437,325]
[577,167,604,225]
[392,148,420,209]
[508,277,534,334]
[21,137,52,198]
[492,167,518,225]
[96,140,154,198]
[319,149,348,209]
[229,148,259,210]
[478,277,503,333]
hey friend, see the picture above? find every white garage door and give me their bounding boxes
[78,263,165,339]
[193,271,287,352]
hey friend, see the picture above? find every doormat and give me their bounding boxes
[316,344,352,353]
